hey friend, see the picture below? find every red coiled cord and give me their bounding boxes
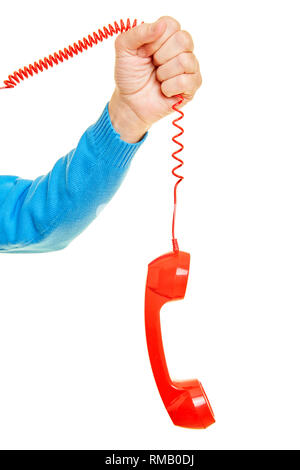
[0,19,137,89]
[0,18,185,253]
[171,95,184,252]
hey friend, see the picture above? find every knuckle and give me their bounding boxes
[196,72,203,88]
[177,53,186,70]
[192,55,200,72]
[177,53,191,70]
[175,30,193,50]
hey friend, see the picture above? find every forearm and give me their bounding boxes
[0,104,147,253]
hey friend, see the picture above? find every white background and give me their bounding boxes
[0,0,300,450]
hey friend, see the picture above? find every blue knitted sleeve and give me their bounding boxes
[0,103,147,253]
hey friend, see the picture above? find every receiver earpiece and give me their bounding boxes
[145,250,215,429]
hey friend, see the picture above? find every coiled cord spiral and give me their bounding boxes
[0,18,185,253]
[0,19,137,89]
[171,95,184,252]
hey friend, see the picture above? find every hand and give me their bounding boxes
[109,17,202,143]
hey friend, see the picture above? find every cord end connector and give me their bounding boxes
[172,238,179,252]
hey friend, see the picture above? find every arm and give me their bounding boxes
[0,16,201,254]
[0,105,146,253]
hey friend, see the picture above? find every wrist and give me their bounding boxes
[109,90,150,143]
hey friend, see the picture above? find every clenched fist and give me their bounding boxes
[109,17,202,143]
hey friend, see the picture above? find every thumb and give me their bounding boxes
[115,19,166,51]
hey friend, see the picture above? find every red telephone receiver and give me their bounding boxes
[145,250,215,429]
[144,91,215,429]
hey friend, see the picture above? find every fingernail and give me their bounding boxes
[150,21,162,35]
[153,20,166,34]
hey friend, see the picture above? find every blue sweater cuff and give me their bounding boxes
[92,103,148,168]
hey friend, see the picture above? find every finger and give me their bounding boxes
[161,73,202,99]
[153,30,194,66]
[115,20,167,51]
[156,53,199,82]
[137,16,180,58]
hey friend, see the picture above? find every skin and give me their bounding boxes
[109,16,202,143]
